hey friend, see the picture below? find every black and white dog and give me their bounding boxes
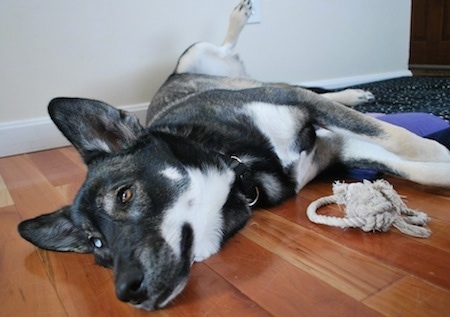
[18,0,450,311]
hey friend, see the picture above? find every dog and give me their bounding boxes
[18,0,450,311]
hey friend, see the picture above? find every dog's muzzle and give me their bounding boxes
[229,155,260,206]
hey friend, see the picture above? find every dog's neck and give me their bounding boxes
[220,154,259,207]
[149,130,259,206]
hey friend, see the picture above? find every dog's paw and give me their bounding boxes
[342,89,375,107]
[231,0,253,26]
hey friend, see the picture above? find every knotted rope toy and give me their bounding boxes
[306,179,431,238]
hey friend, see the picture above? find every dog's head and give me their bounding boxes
[18,98,248,310]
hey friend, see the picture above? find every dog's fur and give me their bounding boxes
[18,0,450,311]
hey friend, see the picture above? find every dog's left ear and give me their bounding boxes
[18,206,91,253]
[48,97,144,163]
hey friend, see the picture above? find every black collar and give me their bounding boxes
[227,155,260,207]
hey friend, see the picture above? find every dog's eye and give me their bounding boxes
[89,237,103,249]
[118,187,133,204]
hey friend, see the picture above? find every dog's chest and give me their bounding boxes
[160,166,235,262]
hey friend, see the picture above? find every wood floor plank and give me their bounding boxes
[58,146,87,171]
[54,183,82,203]
[28,149,86,187]
[363,276,450,317]
[408,195,450,222]
[272,191,450,290]
[206,234,382,317]
[0,173,14,208]
[386,177,450,199]
[242,210,404,300]
[0,154,68,219]
[417,219,450,253]
[0,206,68,317]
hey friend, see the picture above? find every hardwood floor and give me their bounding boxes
[1,147,449,316]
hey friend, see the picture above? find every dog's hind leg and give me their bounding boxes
[221,0,253,50]
[300,89,450,186]
[320,89,375,106]
[321,128,450,187]
[293,89,450,164]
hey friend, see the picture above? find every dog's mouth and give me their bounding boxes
[115,224,195,311]
[156,278,189,309]
[128,278,189,311]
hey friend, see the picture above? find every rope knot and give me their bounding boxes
[306,180,431,238]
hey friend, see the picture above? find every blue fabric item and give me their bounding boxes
[425,127,450,149]
[376,112,449,137]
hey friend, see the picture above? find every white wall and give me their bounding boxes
[0,0,412,155]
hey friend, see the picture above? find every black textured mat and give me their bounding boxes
[344,76,450,122]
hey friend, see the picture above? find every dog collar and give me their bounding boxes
[228,155,260,207]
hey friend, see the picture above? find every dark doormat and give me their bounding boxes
[343,76,450,122]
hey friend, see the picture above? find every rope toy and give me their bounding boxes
[306,179,431,238]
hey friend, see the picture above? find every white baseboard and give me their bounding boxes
[0,70,412,158]
[299,70,412,89]
[0,103,148,158]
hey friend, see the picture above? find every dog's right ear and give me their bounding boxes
[48,97,144,163]
[18,206,91,253]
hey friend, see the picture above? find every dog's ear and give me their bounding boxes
[18,206,91,253]
[48,97,144,163]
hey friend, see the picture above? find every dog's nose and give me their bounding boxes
[115,266,146,303]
